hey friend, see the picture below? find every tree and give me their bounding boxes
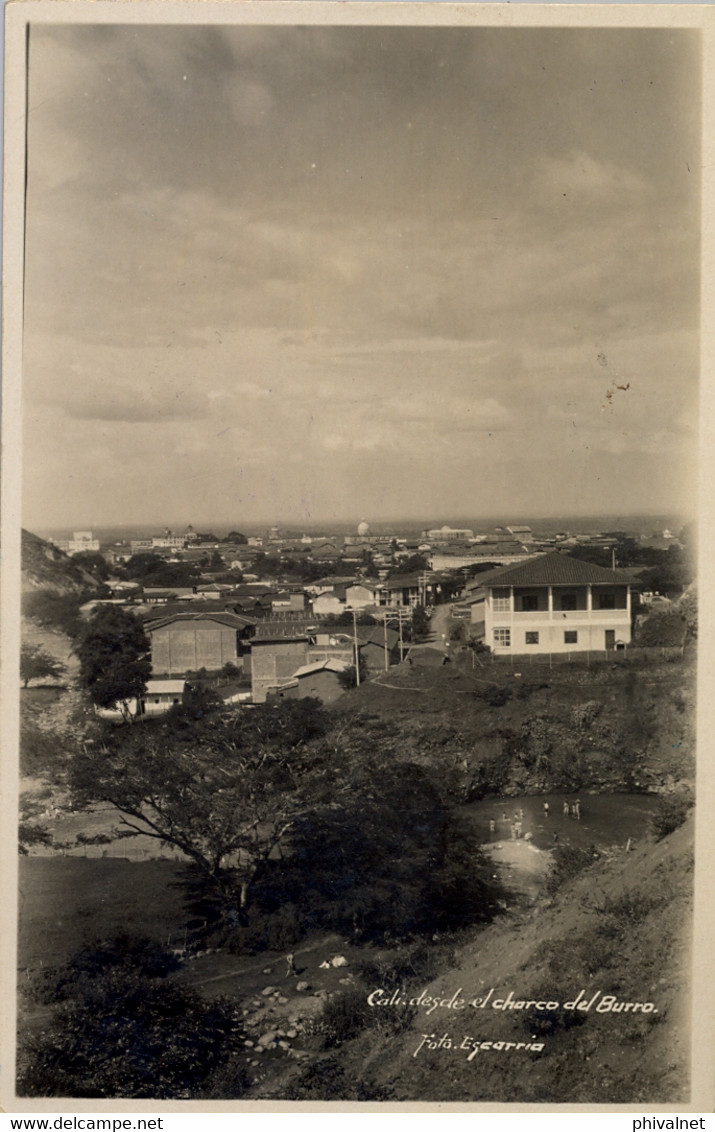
[69,699,328,909]
[386,554,429,578]
[20,643,66,688]
[75,606,151,720]
[336,654,369,689]
[223,531,248,545]
[18,936,245,1098]
[410,604,431,640]
[71,551,110,582]
[22,590,86,638]
[679,586,697,640]
[271,759,506,942]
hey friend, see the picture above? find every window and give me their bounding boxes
[560,593,577,611]
[564,631,578,644]
[598,593,616,610]
[525,631,539,645]
[493,628,511,647]
[521,594,538,612]
[492,588,511,612]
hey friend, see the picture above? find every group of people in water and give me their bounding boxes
[487,798,583,845]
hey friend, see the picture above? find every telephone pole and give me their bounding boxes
[351,608,361,686]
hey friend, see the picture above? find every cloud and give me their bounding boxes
[533,149,650,206]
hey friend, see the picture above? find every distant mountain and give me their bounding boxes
[21,529,97,593]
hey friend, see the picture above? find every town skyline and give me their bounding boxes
[22,22,700,530]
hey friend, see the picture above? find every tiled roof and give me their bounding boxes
[144,611,256,631]
[145,679,187,694]
[472,552,634,588]
[359,626,400,648]
[292,659,349,678]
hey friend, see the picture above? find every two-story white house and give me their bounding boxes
[475,552,634,655]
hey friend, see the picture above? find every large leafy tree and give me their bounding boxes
[18,936,245,1099]
[69,699,328,908]
[20,643,66,688]
[75,605,151,720]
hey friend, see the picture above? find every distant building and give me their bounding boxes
[312,592,346,617]
[345,582,385,610]
[278,659,349,705]
[95,678,188,720]
[506,525,534,542]
[144,612,252,675]
[271,592,307,614]
[422,525,474,543]
[141,679,188,716]
[358,625,401,672]
[66,531,100,555]
[250,636,310,703]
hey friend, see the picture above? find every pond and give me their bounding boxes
[462,793,662,853]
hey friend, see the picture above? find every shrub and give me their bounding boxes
[650,793,693,840]
[476,684,512,707]
[523,995,587,1037]
[319,988,373,1047]
[18,936,244,1098]
[545,844,597,895]
[357,940,456,992]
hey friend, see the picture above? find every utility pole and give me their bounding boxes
[351,608,360,686]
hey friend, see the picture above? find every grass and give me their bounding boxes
[18,858,190,975]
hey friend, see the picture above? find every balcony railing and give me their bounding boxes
[495,608,629,621]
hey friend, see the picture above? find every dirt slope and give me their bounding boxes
[342,817,693,1104]
[21,529,97,593]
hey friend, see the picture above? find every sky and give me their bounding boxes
[21,21,701,530]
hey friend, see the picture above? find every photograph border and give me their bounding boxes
[2,1,714,1114]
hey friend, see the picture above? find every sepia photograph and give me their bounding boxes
[2,1,711,1110]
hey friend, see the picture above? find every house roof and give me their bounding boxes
[382,573,425,590]
[144,611,256,632]
[145,679,187,694]
[251,632,310,644]
[292,659,350,678]
[470,552,634,589]
[359,626,400,648]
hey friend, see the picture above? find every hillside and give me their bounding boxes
[273,816,693,1104]
[21,529,97,594]
[329,654,695,797]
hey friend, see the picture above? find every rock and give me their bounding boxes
[277,995,288,1004]
[261,986,277,996]
[296,981,310,992]
[286,1029,298,1038]
[263,967,272,974]
[331,955,348,967]
[257,1030,279,1048]
[243,1040,255,1048]
[278,1040,290,1049]
[339,978,353,985]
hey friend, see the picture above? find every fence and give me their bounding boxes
[488,645,685,668]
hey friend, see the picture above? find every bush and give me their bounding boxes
[476,684,512,707]
[650,793,693,840]
[18,936,244,1098]
[545,844,597,895]
[357,940,456,992]
[319,988,373,1047]
[523,993,587,1037]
